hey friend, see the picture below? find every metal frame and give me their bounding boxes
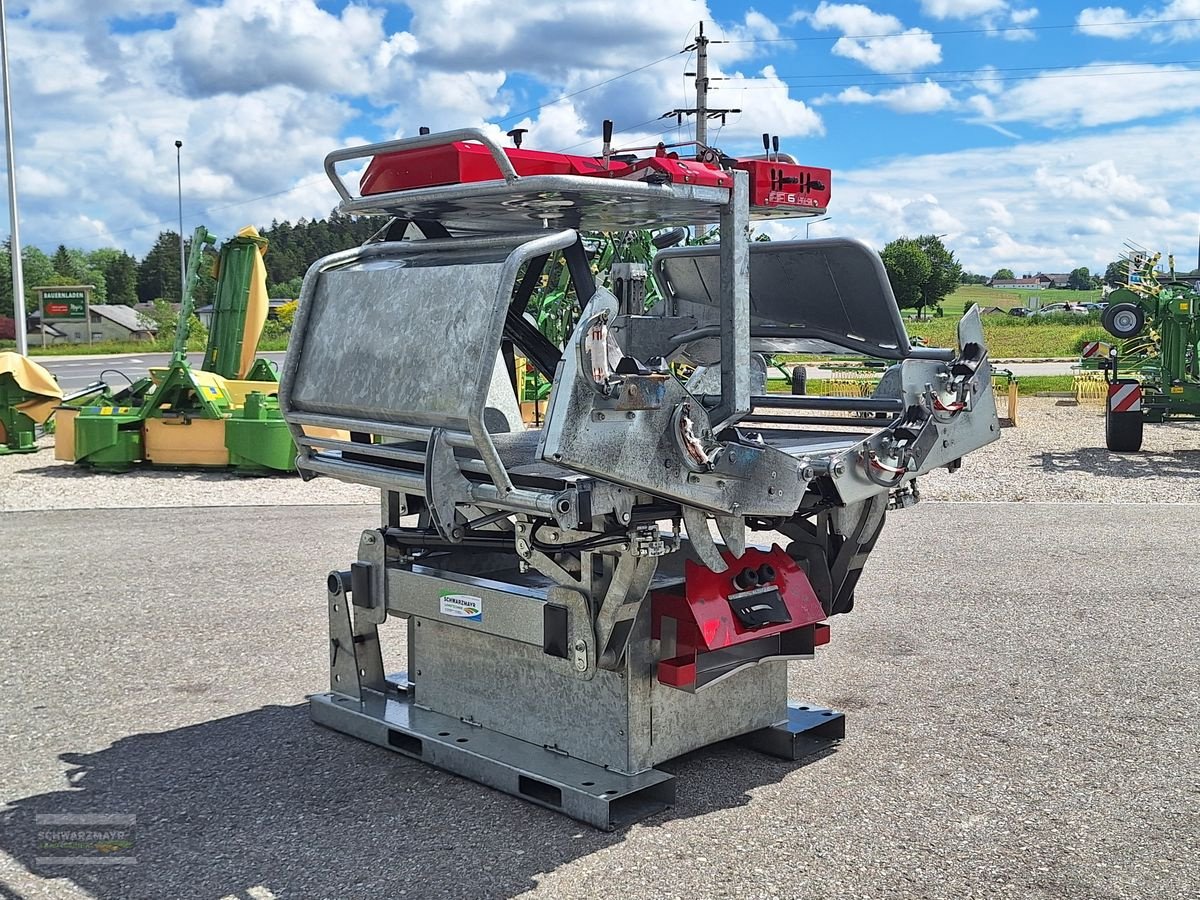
[278,126,1002,829]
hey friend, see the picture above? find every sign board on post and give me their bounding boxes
[42,289,87,319]
[34,285,95,346]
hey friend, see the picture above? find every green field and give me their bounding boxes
[941,284,1102,317]
[2,284,1101,361]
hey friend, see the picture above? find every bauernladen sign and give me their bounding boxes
[41,289,87,320]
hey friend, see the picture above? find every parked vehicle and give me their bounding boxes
[1034,302,1089,316]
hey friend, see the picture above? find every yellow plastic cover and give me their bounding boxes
[237,225,269,380]
[0,351,63,423]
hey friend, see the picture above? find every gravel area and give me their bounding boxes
[920,397,1200,503]
[0,436,376,512]
[5,398,1198,511]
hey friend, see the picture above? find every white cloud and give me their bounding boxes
[821,121,1200,275]
[967,63,1200,128]
[978,198,1014,227]
[1077,1,1200,41]
[827,79,954,113]
[919,0,1009,18]
[16,167,69,199]
[804,3,942,72]
[171,0,385,95]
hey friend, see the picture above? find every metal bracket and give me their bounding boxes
[327,571,386,698]
[594,554,657,669]
[682,505,729,573]
[425,427,472,542]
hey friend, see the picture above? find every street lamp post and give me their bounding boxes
[175,139,184,303]
[806,215,831,239]
[1,0,26,355]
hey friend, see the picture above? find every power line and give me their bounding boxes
[555,115,669,153]
[728,65,1200,92]
[718,58,1200,83]
[721,15,1200,44]
[497,51,683,125]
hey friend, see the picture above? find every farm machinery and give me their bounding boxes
[279,126,1000,828]
[1099,250,1200,451]
[0,351,62,453]
[56,226,295,472]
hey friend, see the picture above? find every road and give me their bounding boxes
[0,501,1195,899]
[36,352,286,394]
[35,351,1074,394]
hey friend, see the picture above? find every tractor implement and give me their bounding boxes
[59,226,297,473]
[0,351,62,453]
[1100,250,1200,451]
[280,126,1000,828]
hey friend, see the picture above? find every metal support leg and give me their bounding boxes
[738,702,845,760]
[327,572,386,698]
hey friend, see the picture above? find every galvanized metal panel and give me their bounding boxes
[413,618,638,772]
[289,259,507,428]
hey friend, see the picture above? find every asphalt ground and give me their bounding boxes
[1,502,1196,899]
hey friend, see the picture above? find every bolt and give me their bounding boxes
[364,534,377,545]
[688,474,700,484]
[549,530,560,541]
[833,461,846,477]
[626,411,635,420]
[597,412,606,421]
[621,512,630,523]
[801,466,815,480]
[516,538,529,553]
[942,439,950,448]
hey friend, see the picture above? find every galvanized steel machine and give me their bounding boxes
[279,127,1000,828]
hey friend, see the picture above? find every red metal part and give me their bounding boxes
[606,155,732,189]
[359,141,832,215]
[735,159,831,213]
[360,142,610,194]
[651,546,828,690]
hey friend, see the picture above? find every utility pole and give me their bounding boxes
[175,139,185,304]
[1,0,26,355]
[663,22,740,158]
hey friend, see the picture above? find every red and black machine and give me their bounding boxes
[357,122,830,217]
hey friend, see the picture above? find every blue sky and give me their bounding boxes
[6,0,1200,276]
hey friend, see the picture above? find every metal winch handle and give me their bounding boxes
[859,447,910,488]
[323,128,521,202]
[922,383,966,424]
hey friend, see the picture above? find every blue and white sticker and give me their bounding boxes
[439,592,483,621]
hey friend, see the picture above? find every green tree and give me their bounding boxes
[47,244,107,302]
[1067,266,1092,291]
[1103,260,1127,285]
[0,244,56,317]
[52,244,79,279]
[959,271,989,285]
[914,234,961,314]
[137,231,183,303]
[270,275,304,299]
[89,248,138,305]
[992,268,1015,281]
[881,238,932,311]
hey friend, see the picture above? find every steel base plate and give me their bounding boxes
[310,680,675,831]
[737,702,846,759]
